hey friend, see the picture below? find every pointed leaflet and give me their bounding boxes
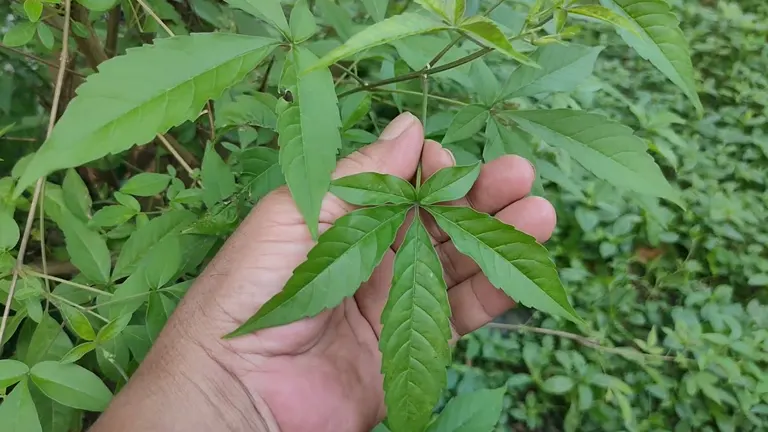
[361,0,389,22]
[483,116,535,162]
[0,359,29,388]
[58,211,111,284]
[425,206,580,323]
[496,44,603,101]
[505,109,682,206]
[458,16,535,67]
[419,163,481,205]
[238,147,285,201]
[223,0,290,38]
[278,47,342,239]
[227,205,410,337]
[30,361,113,411]
[309,13,448,71]
[442,105,490,145]
[331,173,416,206]
[0,379,41,432]
[426,388,506,432]
[15,34,278,194]
[380,217,452,432]
[289,0,317,43]
[599,0,702,114]
[567,5,635,33]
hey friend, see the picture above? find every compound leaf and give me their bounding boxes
[380,217,452,432]
[442,105,490,145]
[30,361,113,412]
[119,173,171,197]
[56,303,96,341]
[599,0,702,114]
[0,378,41,432]
[426,387,506,432]
[15,34,278,194]
[310,13,448,71]
[223,0,289,37]
[278,47,342,239]
[227,205,410,337]
[331,173,416,206]
[426,205,580,323]
[505,109,682,206]
[458,16,535,66]
[0,359,29,388]
[497,44,603,101]
[419,163,480,205]
[60,342,97,364]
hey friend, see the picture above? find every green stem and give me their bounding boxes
[26,270,113,297]
[372,88,469,106]
[48,293,110,323]
[333,63,366,86]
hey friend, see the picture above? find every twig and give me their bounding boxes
[426,0,505,67]
[156,133,196,178]
[0,0,73,347]
[25,270,113,297]
[485,323,678,362]
[259,56,275,93]
[0,136,36,142]
[106,7,121,57]
[0,43,86,78]
[49,293,109,323]
[38,184,49,292]
[333,63,366,86]
[135,0,175,36]
[372,88,468,106]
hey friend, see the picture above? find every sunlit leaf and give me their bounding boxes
[60,342,97,363]
[426,205,581,323]
[380,217,452,432]
[15,34,278,194]
[24,0,43,22]
[419,163,480,205]
[505,109,682,206]
[426,387,506,432]
[2,22,37,47]
[599,0,702,114]
[96,313,132,343]
[56,302,96,341]
[30,361,113,412]
[331,173,416,206]
[442,105,490,145]
[0,378,41,432]
[459,16,535,66]
[227,205,410,337]
[120,173,171,197]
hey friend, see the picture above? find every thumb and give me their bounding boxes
[333,112,424,181]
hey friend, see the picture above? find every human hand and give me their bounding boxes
[91,112,556,432]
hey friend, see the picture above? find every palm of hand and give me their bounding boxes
[176,114,555,432]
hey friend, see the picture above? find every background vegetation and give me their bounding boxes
[1,0,767,431]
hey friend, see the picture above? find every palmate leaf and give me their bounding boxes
[599,0,702,114]
[442,105,490,145]
[458,16,535,67]
[331,173,416,206]
[227,205,410,337]
[15,34,278,195]
[309,13,448,71]
[425,205,581,323]
[505,109,682,206]
[380,217,452,432]
[418,162,480,205]
[279,47,342,239]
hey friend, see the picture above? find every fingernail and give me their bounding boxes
[380,112,416,141]
[443,148,456,165]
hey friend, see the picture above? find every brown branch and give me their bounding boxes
[0,43,86,78]
[69,4,109,70]
[106,7,121,57]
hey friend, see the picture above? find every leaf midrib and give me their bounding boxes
[502,49,597,99]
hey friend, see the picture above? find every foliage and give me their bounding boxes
[0,0,766,431]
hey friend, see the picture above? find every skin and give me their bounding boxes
[90,113,556,432]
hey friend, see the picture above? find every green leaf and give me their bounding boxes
[506,109,682,206]
[227,205,410,337]
[278,47,342,239]
[340,92,372,131]
[567,5,635,33]
[331,173,416,206]
[30,361,113,411]
[496,43,603,101]
[458,16,535,66]
[96,313,132,343]
[146,292,177,342]
[380,217,452,432]
[15,34,278,195]
[89,205,136,228]
[29,384,75,432]
[419,163,480,205]
[62,169,92,221]
[442,105,490,145]
[588,373,632,394]
[142,235,182,288]
[361,0,389,22]
[426,387,506,432]
[122,325,152,362]
[599,0,702,114]
[426,205,580,323]
[0,209,19,250]
[25,0,43,22]
[748,274,768,287]
[36,23,54,50]
[483,116,535,162]
[0,379,42,432]
[56,303,96,341]
[120,173,171,197]
[316,0,355,41]
[3,22,37,47]
[112,209,196,279]
[238,147,285,200]
[114,191,141,212]
[201,144,236,208]
[289,0,316,43]
[24,315,73,366]
[76,0,120,12]
[542,375,575,394]
[215,93,278,129]
[58,212,111,284]
[414,0,449,22]
[468,59,499,106]
[223,0,290,38]
[60,342,97,363]
[310,13,448,71]
[0,359,29,388]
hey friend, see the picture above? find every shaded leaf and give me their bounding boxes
[36,23,54,50]
[239,147,285,200]
[599,0,702,114]
[568,5,635,33]
[289,0,317,43]
[228,205,410,336]
[362,0,389,22]
[331,173,416,206]
[442,105,490,145]
[120,173,171,197]
[426,205,580,323]
[2,22,37,47]
[0,359,29,388]
[468,59,499,106]
[225,0,289,37]
[419,163,480,205]
[542,375,575,394]
[58,212,111,284]
[426,387,506,432]
[340,92,372,131]
[141,235,182,288]
[24,315,73,366]
[0,378,41,432]
[497,44,603,101]
[122,325,152,362]
[506,109,682,206]
[380,217,452,432]
[201,143,236,208]
[459,16,535,66]
[89,205,136,228]
[15,34,278,194]
[29,385,75,432]
[316,0,355,40]
[215,93,278,129]
[30,361,113,412]
[0,209,19,250]
[146,292,177,342]
[483,116,535,162]
[278,47,342,239]
[310,13,448,71]
[76,0,119,12]
[62,169,92,221]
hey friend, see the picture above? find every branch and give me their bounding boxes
[69,4,109,70]
[0,0,73,347]
[0,43,86,78]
